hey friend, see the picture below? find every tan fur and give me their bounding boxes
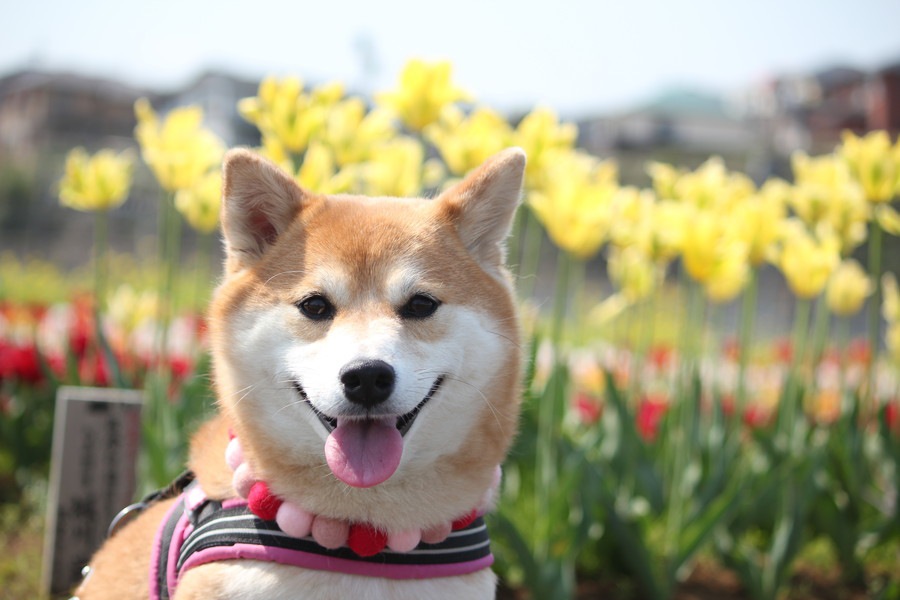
[77,148,525,599]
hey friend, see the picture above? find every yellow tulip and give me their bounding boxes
[357,137,425,198]
[680,208,740,279]
[174,170,222,234]
[884,274,900,366]
[791,151,869,254]
[513,107,578,189]
[239,77,342,154]
[732,178,789,266]
[608,188,683,264]
[107,284,159,332]
[839,130,900,203]
[673,157,755,210]
[607,245,656,302]
[296,143,354,194]
[59,147,133,211]
[646,161,683,201]
[528,150,618,260]
[876,204,900,235]
[774,219,841,299]
[703,242,750,303]
[883,273,899,323]
[322,99,396,166]
[826,259,873,316]
[258,135,297,176]
[425,105,512,176]
[311,81,346,106]
[134,99,224,192]
[376,59,470,131]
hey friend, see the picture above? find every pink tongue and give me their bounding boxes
[324,418,403,488]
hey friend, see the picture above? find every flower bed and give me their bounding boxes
[2,59,900,598]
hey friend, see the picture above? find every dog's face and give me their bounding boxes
[208,148,524,525]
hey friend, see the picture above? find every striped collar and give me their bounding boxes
[150,482,493,600]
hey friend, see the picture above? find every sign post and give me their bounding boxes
[41,386,142,597]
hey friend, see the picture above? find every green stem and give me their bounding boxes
[682,280,705,377]
[518,206,544,303]
[736,268,759,411]
[93,209,110,313]
[836,317,851,416]
[158,192,182,361]
[534,249,571,562]
[782,298,812,447]
[194,233,214,312]
[809,298,831,382]
[569,257,586,347]
[866,218,883,406]
[143,191,182,486]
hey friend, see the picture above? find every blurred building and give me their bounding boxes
[577,88,757,184]
[577,56,900,185]
[0,69,259,267]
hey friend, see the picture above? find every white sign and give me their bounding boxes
[41,386,143,597]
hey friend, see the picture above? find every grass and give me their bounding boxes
[0,500,46,600]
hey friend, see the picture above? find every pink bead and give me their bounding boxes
[387,528,421,553]
[491,465,503,489]
[311,516,349,549]
[225,437,244,471]
[421,522,451,544]
[276,502,314,539]
[232,463,255,499]
[479,466,503,512]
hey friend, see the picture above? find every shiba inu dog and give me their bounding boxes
[76,147,526,599]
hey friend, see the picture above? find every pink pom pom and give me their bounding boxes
[276,502,313,538]
[387,528,421,553]
[232,463,255,499]
[311,516,349,549]
[421,522,451,544]
[225,437,244,471]
[477,465,504,513]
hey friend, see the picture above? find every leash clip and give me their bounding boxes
[107,501,148,538]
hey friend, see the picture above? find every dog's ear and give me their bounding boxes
[438,147,526,271]
[220,149,307,272]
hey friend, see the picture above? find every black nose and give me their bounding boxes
[339,359,396,408]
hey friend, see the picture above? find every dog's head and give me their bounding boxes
[209,148,524,525]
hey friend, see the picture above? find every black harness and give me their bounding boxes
[143,476,493,598]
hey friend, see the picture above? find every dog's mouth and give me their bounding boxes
[293,376,445,488]
[292,375,445,437]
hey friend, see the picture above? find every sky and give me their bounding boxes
[3,0,900,117]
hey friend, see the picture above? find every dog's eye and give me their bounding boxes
[297,295,335,320]
[400,294,440,319]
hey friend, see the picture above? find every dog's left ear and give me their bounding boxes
[438,147,526,270]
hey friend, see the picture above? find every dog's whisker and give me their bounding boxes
[438,374,508,435]
[264,270,306,286]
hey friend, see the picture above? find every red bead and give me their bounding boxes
[247,481,283,521]
[347,523,388,557]
[451,509,477,531]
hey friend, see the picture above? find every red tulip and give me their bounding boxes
[636,395,668,441]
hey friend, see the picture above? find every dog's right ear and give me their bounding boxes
[220,149,307,272]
